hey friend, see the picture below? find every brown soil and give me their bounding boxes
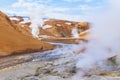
[0,11,54,56]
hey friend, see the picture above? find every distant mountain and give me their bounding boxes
[39,19,89,38]
[8,14,89,44]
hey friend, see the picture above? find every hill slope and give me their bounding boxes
[0,11,54,56]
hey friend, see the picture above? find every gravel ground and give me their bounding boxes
[0,43,120,80]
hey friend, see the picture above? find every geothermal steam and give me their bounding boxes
[13,0,45,38]
[30,14,44,38]
[72,28,79,38]
[75,0,120,77]
[28,7,45,38]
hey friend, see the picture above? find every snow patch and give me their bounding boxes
[10,17,19,21]
[20,18,31,24]
[42,25,52,29]
[65,22,72,25]
[56,24,61,27]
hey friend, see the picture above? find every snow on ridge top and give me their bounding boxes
[10,17,20,21]
[65,22,72,25]
[56,24,61,26]
[42,25,52,30]
[20,18,31,24]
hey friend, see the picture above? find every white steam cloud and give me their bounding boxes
[71,28,79,38]
[12,0,46,37]
[74,0,120,77]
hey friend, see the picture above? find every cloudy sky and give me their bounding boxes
[0,0,115,21]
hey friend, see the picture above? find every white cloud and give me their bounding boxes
[63,0,93,3]
[51,7,70,12]
[84,0,93,3]
[63,0,81,2]
[4,0,102,22]
[36,0,53,3]
[10,0,76,19]
[78,5,91,11]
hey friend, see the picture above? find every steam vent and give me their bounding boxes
[0,0,120,80]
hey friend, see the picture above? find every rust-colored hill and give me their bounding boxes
[39,19,89,43]
[9,16,89,38]
[0,11,54,56]
[39,19,89,38]
[9,16,32,37]
[9,16,89,44]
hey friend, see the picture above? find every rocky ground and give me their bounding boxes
[0,43,120,80]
